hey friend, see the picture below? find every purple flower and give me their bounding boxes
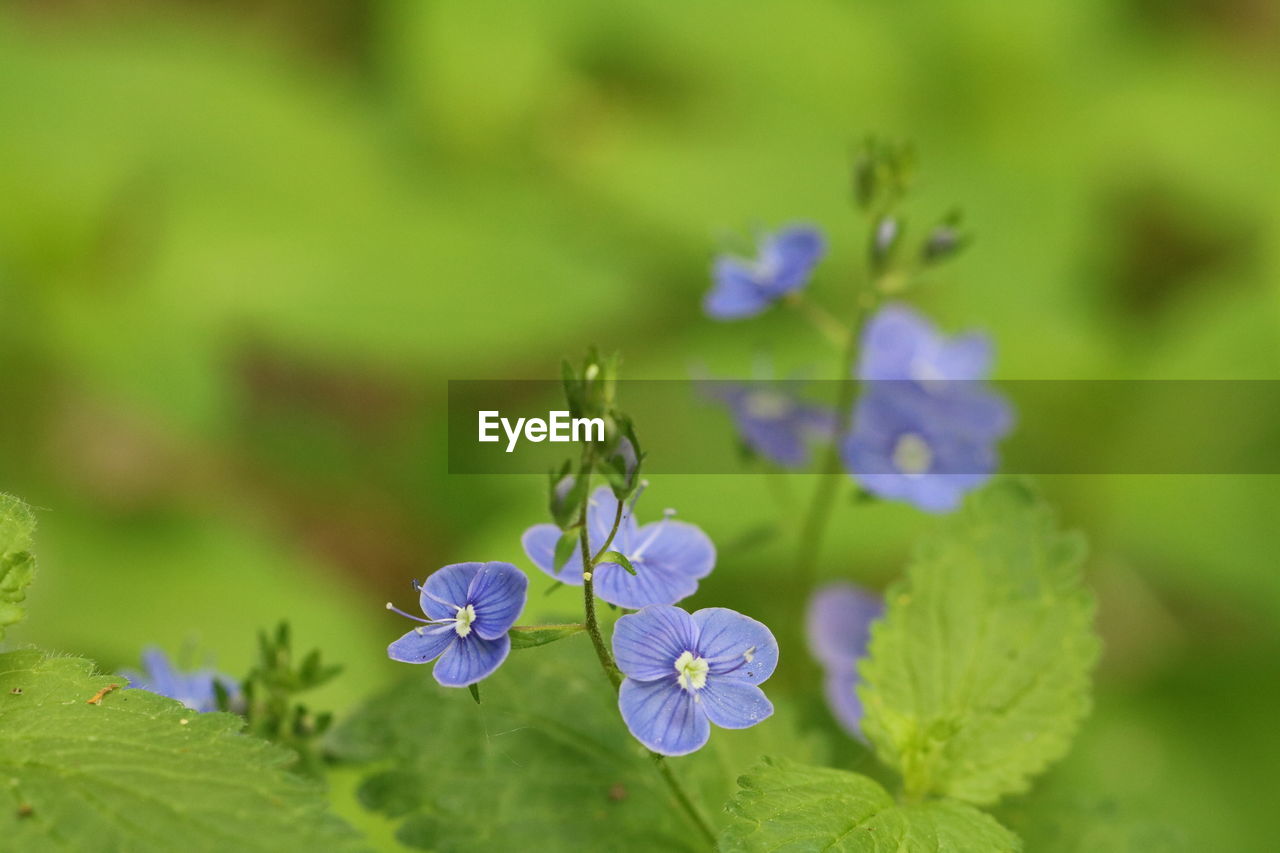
[844,304,1013,513]
[122,647,236,713]
[843,381,1012,512]
[806,583,882,738]
[705,226,826,320]
[705,381,836,469]
[386,561,528,688]
[858,303,993,383]
[613,605,777,756]
[522,487,715,609]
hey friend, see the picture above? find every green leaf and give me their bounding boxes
[720,758,1021,852]
[553,528,579,572]
[0,650,365,852]
[332,641,823,852]
[859,482,1100,805]
[468,683,481,704]
[0,494,37,641]
[597,550,636,575]
[508,623,586,649]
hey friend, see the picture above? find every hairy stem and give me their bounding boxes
[577,473,623,689]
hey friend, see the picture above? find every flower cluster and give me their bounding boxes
[805,583,882,737]
[844,304,1012,512]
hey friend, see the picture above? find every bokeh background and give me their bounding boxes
[2,1,1277,849]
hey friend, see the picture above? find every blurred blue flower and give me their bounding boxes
[122,648,236,713]
[613,605,777,756]
[705,381,836,469]
[705,226,826,320]
[844,304,1013,513]
[857,303,993,382]
[522,486,715,609]
[806,583,882,738]
[386,561,528,688]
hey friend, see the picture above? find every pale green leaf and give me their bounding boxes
[0,494,37,640]
[508,623,586,649]
[0,650,365,852]
[859,482,1100,805]
[720,757,1021,852]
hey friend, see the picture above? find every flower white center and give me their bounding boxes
[454,604,477,638]
[892,433,933,475]
[744,391,792,420]
[674,650,709,691]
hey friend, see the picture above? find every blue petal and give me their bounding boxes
[419,562,483,620]
[805,582,882,668]
[593,560,700,609]
[388,625,456,664]
[691,607,778,685]
[760,226,825,295]
[823,666,868,739]
[858,304,937,381]
[618,677,710,756]
[612,605,698,681]
[938,334,993,380]
[466,561,528,640]
[433,633,510,687]
[705,257,771,320]
[586,486,637,552]
[699,678,773,730]
[521,524,585,585]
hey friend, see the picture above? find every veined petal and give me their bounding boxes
[387,625,455,664]
[805,582,882,669]
[433,634,510,687]
[699,678,774,730]
[612,605,698,681]
[521,524,585,585]
[420,562,483,620]
[618,677,710,756]
[691,607,778,685]
[631,520,715,581]
[705,257,771,320]
[593,559,700,609]
[467,561,528,640]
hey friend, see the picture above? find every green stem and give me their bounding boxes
[794,292,873,593]
[652,753,718,848]
[572,459,714,848]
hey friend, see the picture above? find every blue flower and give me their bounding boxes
[122,647,236,713]
[705,381,836,469]
[844,304,1013,513]
[613,605,777,756]
[806,583,882,738]
[386,561,528,687]
[522,486,715,609]
[705,226,826,320]
[857,303,994,382]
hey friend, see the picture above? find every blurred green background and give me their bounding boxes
[1,0,1277,849]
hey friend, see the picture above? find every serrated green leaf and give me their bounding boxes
[0,494,37,641]
[331,641,824,852]
[719,757,1021,852]
[859,482,1100,805]
[597,550,636,575]
[508,623,586,649]
[0,650,365,853]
